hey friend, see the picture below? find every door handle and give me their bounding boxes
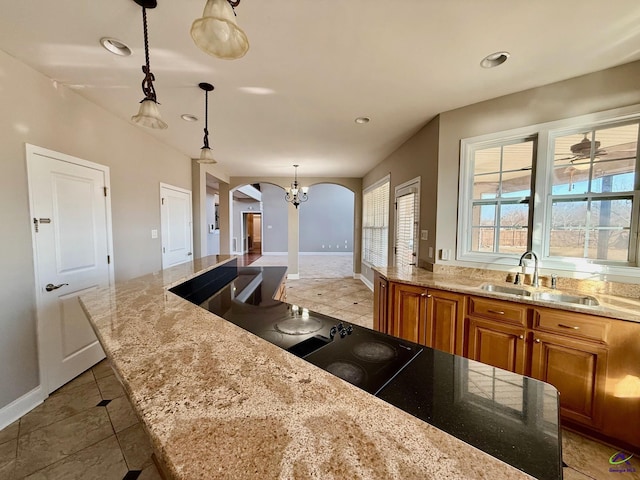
[187,252,193,256]
[45,283,68,292]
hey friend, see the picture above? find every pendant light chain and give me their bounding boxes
[140,6,158,103]
[203,89,210,149]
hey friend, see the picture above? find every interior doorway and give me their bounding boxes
[243,212,262,255]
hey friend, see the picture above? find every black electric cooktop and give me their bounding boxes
[170,262,562,480]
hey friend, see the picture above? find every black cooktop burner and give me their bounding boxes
[353,341,397,363]
[275,317,323,335]
[325,361,367,385]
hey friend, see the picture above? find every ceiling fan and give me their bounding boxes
[555,133,606,163]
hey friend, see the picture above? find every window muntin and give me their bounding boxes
[548,123,638,263]
[469,138,534,255]
[362,177,390,267]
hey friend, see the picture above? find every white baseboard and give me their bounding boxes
[0,385,45,430]
[287,273,300,280]
[299,252,353,256]
[359,275,374,291]
[261,252,287,256]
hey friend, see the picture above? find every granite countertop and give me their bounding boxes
[80,255,535,480]
[375,266,640,324]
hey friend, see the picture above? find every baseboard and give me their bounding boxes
[261,252,287,256]
[287,273,300,280]
[299,252,353,256]
[0,385,46,430]
[360,275,374,291]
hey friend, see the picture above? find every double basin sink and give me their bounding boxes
[480,283,600,306]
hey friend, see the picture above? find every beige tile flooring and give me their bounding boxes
[1,261,636,480]
[0,361,161,480]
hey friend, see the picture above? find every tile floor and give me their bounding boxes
[0,361,161,480]
[1,256,636,479]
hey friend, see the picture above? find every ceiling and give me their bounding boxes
[1,1,640,178]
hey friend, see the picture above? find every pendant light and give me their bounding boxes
[197,82,217,164]
[131,0,167,129]
[191,0,249,60]
[285,165,309,208]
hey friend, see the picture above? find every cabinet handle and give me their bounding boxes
[535,338,541,343]
[518,335,524,339]
[420,292,431,298]
[381,284,385,288]
[558,324,580,330]
[488,309,505,315]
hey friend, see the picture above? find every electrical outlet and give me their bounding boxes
[428,246,433,258]
[440,249,451,261]
[421,230,429,241]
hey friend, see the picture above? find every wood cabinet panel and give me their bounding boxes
[468,296,528,326]
[373,272,388,334]
[468,318,527,375]
[426,290,465,355]
[533,308,610,343]
[390,282,428,344]
[531,332,607,429]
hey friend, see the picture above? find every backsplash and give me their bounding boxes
[432,265,640,299]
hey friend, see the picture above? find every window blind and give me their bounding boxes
[362,179,390,267]
[395,191,418,268]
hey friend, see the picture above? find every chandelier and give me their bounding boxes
[285,165,308,209]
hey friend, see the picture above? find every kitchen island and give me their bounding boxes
[80,255,555,479]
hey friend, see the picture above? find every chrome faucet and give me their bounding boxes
[517,250,539,288]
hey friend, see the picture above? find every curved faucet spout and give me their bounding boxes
[518,250,539,288]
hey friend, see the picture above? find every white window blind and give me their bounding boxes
[362,178,390,267]
[395,191,418,267]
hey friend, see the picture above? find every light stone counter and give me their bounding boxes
[80,255,535,480]
[375,266,640,324]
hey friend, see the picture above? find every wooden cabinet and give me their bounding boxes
[274,279,287,302]
[389,282,428,344]
[386,282,464,354]
[373,271,388,333]
[531,331,607,429]
[425,289,466,356]
[531,308,610,430]
[468,317,528,374]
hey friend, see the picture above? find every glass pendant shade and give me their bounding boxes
[131,99,168,130]
[191,0,249,60]
[198,146,217,164]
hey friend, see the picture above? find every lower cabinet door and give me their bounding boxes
[373,273,388,334]
[531,332,607,429]
[467,317,527,374]
[390,282,428,344]
[425,290,465,355]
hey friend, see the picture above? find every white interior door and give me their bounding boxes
[27,145,112,394]
[394,178,421,268]
[160,183,193,268]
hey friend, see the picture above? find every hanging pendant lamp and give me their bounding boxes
[131,0,167,129]
[191,0,249,60]
[197,82,217,164]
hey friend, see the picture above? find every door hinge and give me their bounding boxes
[394,202,397,210]
[103,187,108,197]
[161,198,164,205]
[394,246,397,255]
[107,255,111,264]
[163,247,166,254]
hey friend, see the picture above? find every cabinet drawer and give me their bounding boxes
[533,308,610,343]
[468,296,528,326]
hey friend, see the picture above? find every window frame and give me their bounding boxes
[458,104,640,278]
[362,175,390,268]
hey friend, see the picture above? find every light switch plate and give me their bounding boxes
[421,230,429,240]
[151,229,158,239]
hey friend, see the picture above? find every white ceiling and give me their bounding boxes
[1,0,639,178]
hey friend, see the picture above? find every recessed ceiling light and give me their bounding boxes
[181,114,199,122]
[100,37,132,57]
[480,51,510,68]
[355,117,370,124]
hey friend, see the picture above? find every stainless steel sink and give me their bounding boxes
[480,284,532,296]
[533,291,599,306]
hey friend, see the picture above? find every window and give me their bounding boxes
[458,106,640,275]
[362,176,390,267]
[468,138,535,255]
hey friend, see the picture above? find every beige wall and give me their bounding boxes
[436,61,640,266]
[0,49,191,410]
[362,116,440,282]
